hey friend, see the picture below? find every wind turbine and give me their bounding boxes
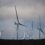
[22,31,26,39]
[0,31,1,39]
[0,30,4,39]
[31,17,34,30]
[14,5,26,40]
[38,16,45,39]
[31,20,33,39]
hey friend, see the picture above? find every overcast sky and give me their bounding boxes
[0,0,45,39]
[0,0,45,20]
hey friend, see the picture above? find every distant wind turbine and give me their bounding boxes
[38,16,45,39]
[14,5,26,40]
[0,30,4,39]
[31,18,34,39]
[31,20,33,39]
[22,32,26,39]
[0,32,1,39]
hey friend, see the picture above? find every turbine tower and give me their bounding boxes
[14,5,26,40]
[31,20,33,39]
[38,16,45,39]
[32,19,33,30]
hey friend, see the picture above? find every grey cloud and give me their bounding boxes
[0,0,45,21]
[0,0,16,7]
[0,0,45,7]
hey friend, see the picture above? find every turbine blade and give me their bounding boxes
[40,29,45,35]
[19,23,26,27]
[38,28,45,35]
[15,5,19,23]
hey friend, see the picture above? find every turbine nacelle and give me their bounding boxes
[14,22,26,27]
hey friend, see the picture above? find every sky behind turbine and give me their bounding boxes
[0,0,45,39]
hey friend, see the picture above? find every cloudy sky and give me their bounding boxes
[0,0,45,39]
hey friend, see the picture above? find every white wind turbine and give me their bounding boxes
[14,5,26,40]
[38,16,45,39]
